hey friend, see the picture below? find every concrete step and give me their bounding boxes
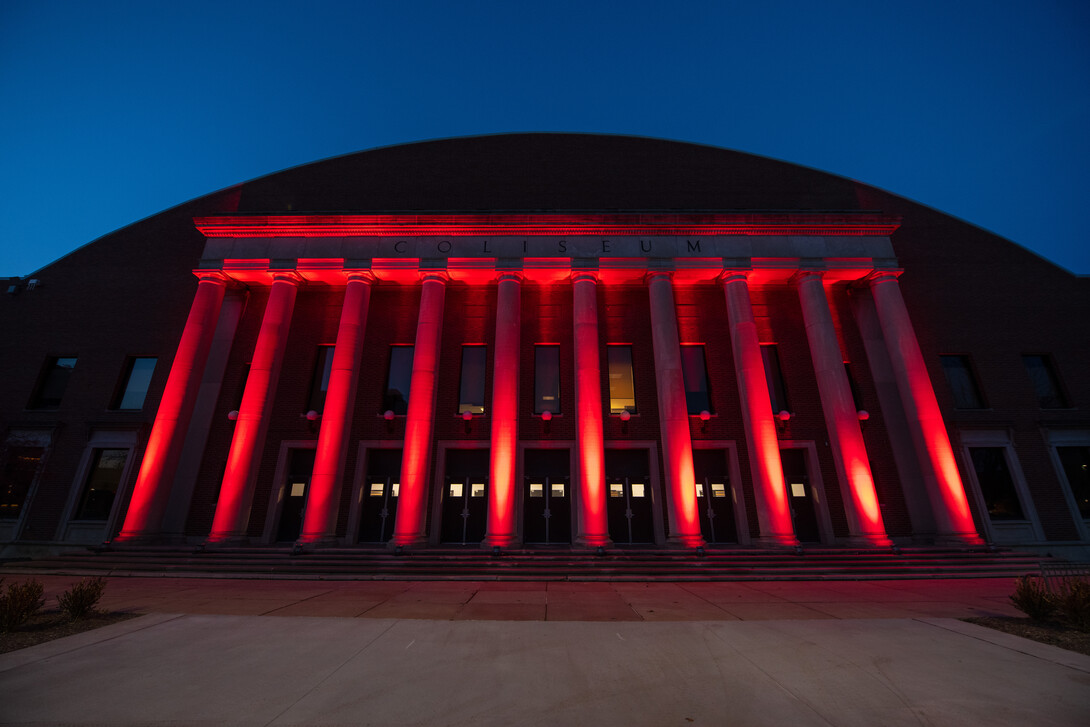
[0,545,1046,581]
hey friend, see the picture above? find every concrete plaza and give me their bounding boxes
[1,576,1088,725]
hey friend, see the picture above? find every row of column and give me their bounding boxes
[115,265,981,548]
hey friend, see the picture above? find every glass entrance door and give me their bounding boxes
[523,449,571,545]
[781,448,819,543]
[358,449,401,543]
[276,449,315,542]
[605,450,654,544]
[441,449,489,545]
[693,449,737,544]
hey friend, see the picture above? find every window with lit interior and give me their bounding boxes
[607,345,636,414]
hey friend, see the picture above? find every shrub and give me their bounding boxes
[1055,577,1090,631]
[0,578,45,631]
[58,577,107,620]
[1009,575,1055,621]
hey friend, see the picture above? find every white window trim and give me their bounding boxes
[1045,429,1090,541]
[57,430,139,543]
[958,430,1045,543]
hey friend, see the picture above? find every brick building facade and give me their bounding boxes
[2,134,1087,560]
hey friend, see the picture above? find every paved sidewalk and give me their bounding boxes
[17,574,1028,621]
[2,576,1088,726]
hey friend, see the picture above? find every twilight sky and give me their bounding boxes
[1,0,1087,277]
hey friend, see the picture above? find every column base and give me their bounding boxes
[754,534,800,548]
[387,534,428,550]
[842,534,895,548]
[482,534,520,549]
[110,531,168,546]
[666,534,706,549]
[574,534,613,549]
[295,534,339,549]
[933,532,986,547]
[203,533,251,548]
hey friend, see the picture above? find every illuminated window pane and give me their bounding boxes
[449,482,463,498]
[1057,447,1090,518]
[607,346,636,414]
[534,346,561,414]
[529,482,544,498]
[609,483,624,497]
[761,345,789,413]
[970,447,1024,520]
[940,355,984,409]
[383,346,414,415]
[307,346,335,412]
[369,482,384,496]
[551,483,565,498]
[390,483,400,497]
[680,346,712,414]
[289,481,306,498]
[75,448,128,520]
[695,483,705,498]
[631,483,645,498]
[31,357,77,410]
[114,357,157,410]
[458,346,487,414]
[790,482,807,498]
[1023,355,1068,409]
[0,446,43,519]
[711,483,727,498]
[470,482,486,497]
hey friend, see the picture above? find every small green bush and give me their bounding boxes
[1055,577,1090,631]
[1009,575,1055,621]
[0,578,45,631]
[58,577,107,620]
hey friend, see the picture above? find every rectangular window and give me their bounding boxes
[534,345,561,415]
[1023,355,1068,409]
[112,357,157,410]
[30,356,77,409]
[607,345,636,414]
[0,446,44,519]
[940,355,985,409]
[761,345,789,413]
[307,346,335,413]
[74,448,129,521]
[458,346,487,414]
[680,345,712,414]
[969,447,1024,520]
[383,346,414,415]
[1056,446,1090,519]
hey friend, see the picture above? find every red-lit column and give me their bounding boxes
[484,272,522,548]
[867,272,981,544]
[572,271,611,547]
[115,273,228,542]
[298,272,374,546]
[794,271,891,546]
[207,273,300,544]
[721,271,797,546]
[647,272,705,548]
[391,272,448,548]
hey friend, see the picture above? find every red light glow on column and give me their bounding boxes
[572,272,611,547]
[485,273,522,547]
[868,272,980,543]
[795,272,890,545]
[298,272,374,545]
[207,274,300,544]
[391,273,448,548]
[646,272,704,547]
[722,272,797,546]
[116,274,228,542]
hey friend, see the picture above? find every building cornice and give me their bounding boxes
[194,213,901,238]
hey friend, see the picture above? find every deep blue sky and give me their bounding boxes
[2,0,1087,276]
